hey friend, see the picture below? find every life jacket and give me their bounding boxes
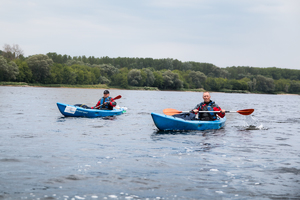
[197,101,217,121]
[100,97,112,109]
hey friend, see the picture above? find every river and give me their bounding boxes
[0,86,299,200]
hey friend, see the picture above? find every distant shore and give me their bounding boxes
[0,82,298,95]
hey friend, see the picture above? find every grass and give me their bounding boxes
[219,89,250,93]
[0,82,159,91]
[0,82,28,86]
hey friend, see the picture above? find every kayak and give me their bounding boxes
[151,112,226,131]
[57,102,126,118]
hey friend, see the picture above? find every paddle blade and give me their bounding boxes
[163,108,183,116]
[112,95,122,100]
[237,109,254,115]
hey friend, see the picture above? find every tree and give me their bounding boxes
[62,66,76,84]
[248,78,257,92]
[274,79,290,93]
[110,68,128,88]
[128,69,143,86]
[98,76,111,84]
[2,44,24,61]
[142,68,155,86]
[0,56,19,81]
[188,71,207,88]
[164,58,173,70]
[27,54,53,83]
[15,59,32,82]
[100,64,119,77]
[289,81,300,93]
[205,77,221,91]
[181,62,192,71]
[153,71,164,89]
[162,70,183,89]
[256,75,275,93]
[66,60,85,66]
[48,63,63,84]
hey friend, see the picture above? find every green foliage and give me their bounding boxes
[27,54,53,83]
[162,70,183,90]
[141,68,155,87]
[127,69,143,86]
[274,79,290,93]
[225,66,300,80]
[0,56,19,81]
[99,64,119,77]
[228,79,249,90]
[188,71,207,89]
[15,59,32,82]
[153,71,164,89]
[255,75,275,93]
[289,81,300,93]
[3,51,300,94]
[110,68,129,89]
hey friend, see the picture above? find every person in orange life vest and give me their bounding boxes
[192,91,225,121]
[91,90,116,110]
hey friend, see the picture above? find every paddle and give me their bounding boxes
[94,95,122,109]
[163,108,254,116]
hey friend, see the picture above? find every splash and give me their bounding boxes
[244,115,264,130]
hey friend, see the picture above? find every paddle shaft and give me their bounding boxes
[181,111,239,113]
[163,108,254,116]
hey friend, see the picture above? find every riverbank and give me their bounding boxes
[0,82,160,91]
[0,81,298,95]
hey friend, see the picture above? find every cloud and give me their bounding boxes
[0,0,299,69]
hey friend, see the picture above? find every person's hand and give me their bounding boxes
[193,109,199,113]
[220,109,225,113]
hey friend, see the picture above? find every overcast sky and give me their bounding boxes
[1,0,299,70]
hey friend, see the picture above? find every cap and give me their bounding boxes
[103,90,109,94]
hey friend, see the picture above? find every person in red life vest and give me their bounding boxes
[192,91,225,121]
[91,90,117,110]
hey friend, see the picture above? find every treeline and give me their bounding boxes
[0,47,300,94]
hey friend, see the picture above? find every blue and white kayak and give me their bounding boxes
[57,102,126,118]
[151,112,226,131]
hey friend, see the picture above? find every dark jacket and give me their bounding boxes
[194,100,225,121]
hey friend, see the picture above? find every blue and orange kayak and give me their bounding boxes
[57,102,126,118]
[151,112,226,131]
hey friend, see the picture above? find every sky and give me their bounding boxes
[0,0,299,70]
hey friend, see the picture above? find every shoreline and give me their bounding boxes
[0,83,298,95]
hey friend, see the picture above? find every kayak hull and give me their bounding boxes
[151,112,226,131]
[57,102,125,118]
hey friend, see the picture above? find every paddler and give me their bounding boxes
[91,90,117,110]
[192,91,225,121]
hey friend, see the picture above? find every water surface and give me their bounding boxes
[0,86,299,199]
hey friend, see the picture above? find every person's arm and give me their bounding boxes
[213,106,225,118]
[108,99,116,107]
[91,101,101,109]
[192,103,200,113]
